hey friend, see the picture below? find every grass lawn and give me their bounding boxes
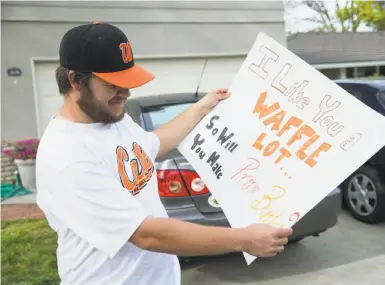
[1,219,60,285]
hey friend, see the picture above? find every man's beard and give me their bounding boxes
[77,86,125,124]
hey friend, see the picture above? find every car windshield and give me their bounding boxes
[144,102,194,130]
[377,91,385,111]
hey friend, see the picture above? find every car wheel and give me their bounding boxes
[342,165,385,224]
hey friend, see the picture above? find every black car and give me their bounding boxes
[335,79,385,224]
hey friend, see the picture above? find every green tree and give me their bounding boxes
[336,0,385,31]
[360,1,385,30]
[286,0,385,32]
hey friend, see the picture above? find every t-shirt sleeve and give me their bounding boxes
[45,154,149,259]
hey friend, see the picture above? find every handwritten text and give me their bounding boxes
[251,91,332,167]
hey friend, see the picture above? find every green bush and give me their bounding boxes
[1,219,60,285]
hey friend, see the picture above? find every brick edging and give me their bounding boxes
[1,203,45,221]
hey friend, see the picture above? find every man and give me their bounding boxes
[36,22,293,285]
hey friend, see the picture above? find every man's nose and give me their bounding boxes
[117,89,130,97]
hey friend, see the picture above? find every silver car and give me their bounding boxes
[125,93,342,244]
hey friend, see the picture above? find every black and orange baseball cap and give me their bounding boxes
[59,22,155,89]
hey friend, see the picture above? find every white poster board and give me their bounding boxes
[177,32,385,265]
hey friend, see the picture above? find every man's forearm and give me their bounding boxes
[153,102,207,158]
[130,217,247,257]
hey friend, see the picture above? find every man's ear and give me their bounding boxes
[68,70,81,91]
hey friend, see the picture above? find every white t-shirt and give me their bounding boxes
[36,114,181,285]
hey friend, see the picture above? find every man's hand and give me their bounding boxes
[196,88,231,115]
[153,88,231,158]
[130,217,293,258]
[240,224,293,257]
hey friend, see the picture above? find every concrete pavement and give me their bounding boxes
[1,192,37,205]
[253,255,385,285]
[181,210,385,285]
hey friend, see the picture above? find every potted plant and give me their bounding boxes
[2,138,39,192]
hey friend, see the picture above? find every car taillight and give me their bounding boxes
[179,170,210,196]
[157,170,190,197]
[157,169,210,197]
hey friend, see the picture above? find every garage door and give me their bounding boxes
[33,61,64,138]
[33,56,244,136]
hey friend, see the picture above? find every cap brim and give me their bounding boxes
[92,64,155,89]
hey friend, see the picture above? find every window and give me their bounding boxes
[139,113,146,129]
[337,83,364,100]
[346,68,355,78]
[380,66,385,77]
[356,66,376,78]
[346,89,363,100]
[320,68,340,79]
[145,102,194,130]
[377,91,385,110]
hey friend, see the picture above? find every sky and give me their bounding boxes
[283,0,373,34]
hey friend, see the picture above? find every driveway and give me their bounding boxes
[181,210,385,285]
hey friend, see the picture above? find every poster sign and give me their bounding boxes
[177,32,385,265]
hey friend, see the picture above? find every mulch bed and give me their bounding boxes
[1,204,45,221]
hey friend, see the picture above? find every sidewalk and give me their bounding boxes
[2,192,37,205]
[1,193,45,221]
[256,254,385,285]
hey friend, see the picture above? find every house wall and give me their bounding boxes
[1,1,287,140]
